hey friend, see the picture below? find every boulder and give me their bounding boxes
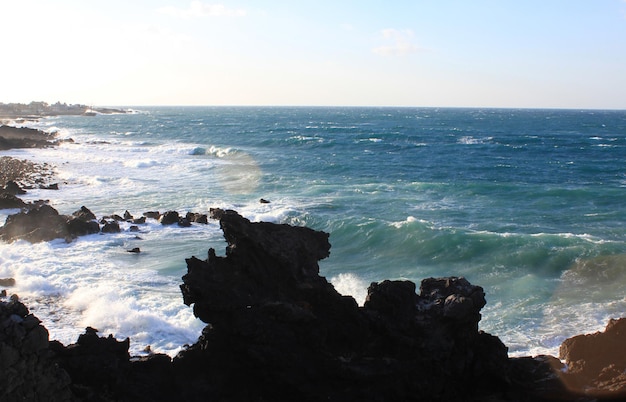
[0,204,69,242]
[132,216,146,224]
[72,206,96,221]
[143,211,161,220]
[101,220,121,233]
[159,210,180,225]
[3,180,26,195]
[0,193,27,209]
[0,204,105,242]
[66,216,100,237]
[186,212,208,224]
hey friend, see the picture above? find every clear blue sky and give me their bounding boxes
[2,1,626,109]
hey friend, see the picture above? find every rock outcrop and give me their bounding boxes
[177,209,509,401]
[0,193,27,210]
[0,125,58,150]
[0,297,75,401]
[558,317,626,397]
[0,204,209,243]
[0,204,100,243]
[2,209,626,401]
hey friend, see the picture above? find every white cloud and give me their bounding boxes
[372,28,423,56]
[158,1,246,18]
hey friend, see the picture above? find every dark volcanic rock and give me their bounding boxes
[101,220,121,233]
[72,206,96,221]
[132,216,146,224]
[50,327,176,401]
[0,204,100,242]
[0,125,57,150]
[51,327,131,397]
[159,210,180,225]
[186,211,208,224]
[177,209,509,401]
[0,298,74,401]
[3,180,26,195]
[0,193,27,209]
[143,211,161,220]
[0,204,69,242]
[66,217,100,237]
[558,317,626,397]
[4,207,626,401]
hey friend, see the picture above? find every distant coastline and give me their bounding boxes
[0,101,128,121]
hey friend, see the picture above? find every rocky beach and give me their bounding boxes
[1,113,626,401]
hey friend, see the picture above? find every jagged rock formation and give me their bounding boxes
[0,297,75,401]
[1,209,625,401]
[177,209,509,401]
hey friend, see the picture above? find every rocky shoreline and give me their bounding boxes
[1,123,625,401]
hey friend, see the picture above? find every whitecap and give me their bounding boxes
[330,272,368,306]
[123,159,163,169]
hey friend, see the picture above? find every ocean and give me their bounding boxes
[1,107,625,358]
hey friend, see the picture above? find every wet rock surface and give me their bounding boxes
[0,125,58,150]
[0,204,211,243]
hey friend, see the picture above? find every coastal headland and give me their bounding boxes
[0,101,127,122]
[1,110,625,401]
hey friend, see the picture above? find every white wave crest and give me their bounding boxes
[330,272,368,306]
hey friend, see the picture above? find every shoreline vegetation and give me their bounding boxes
[1,103,625,401]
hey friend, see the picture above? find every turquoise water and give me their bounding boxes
[1,107,625,356]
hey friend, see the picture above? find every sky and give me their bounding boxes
[2,0,626,109]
